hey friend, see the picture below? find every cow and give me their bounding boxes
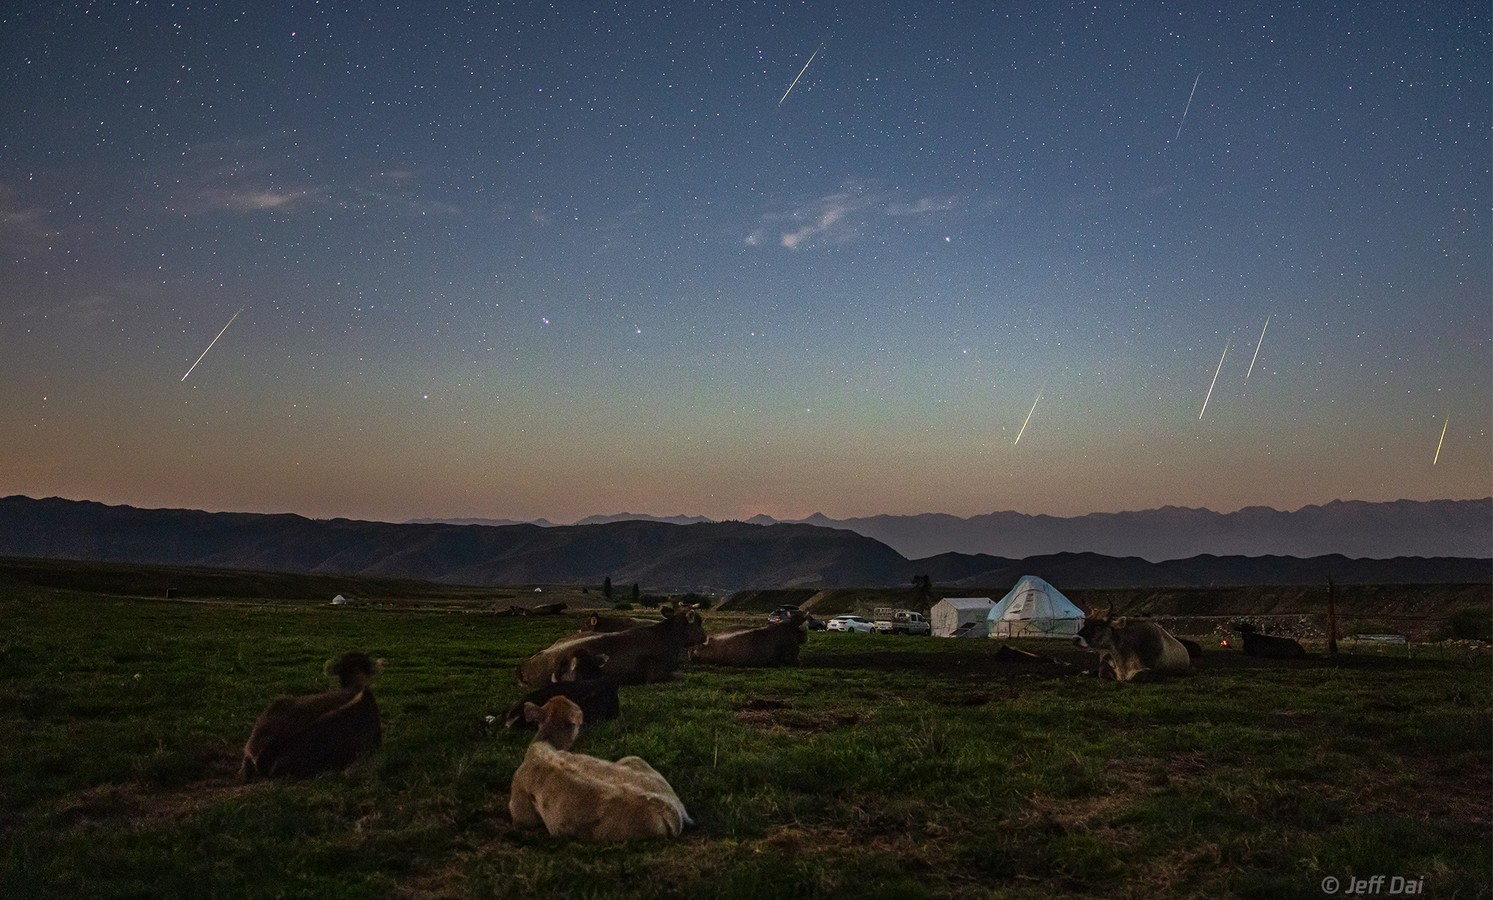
[531,602,568,616]
[1073,612,1191,683]
[240,652,382,780]
[508,696,692,841]
[689,615,807,667]
[581,612,654,633]
[504,652,620,729]
[1236,622,1307,658]
[1178,638,1204,659]
[518,606,707,686]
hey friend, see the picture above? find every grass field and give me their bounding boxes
[2,582,1489,899]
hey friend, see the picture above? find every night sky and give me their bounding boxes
[3,1,1488,524]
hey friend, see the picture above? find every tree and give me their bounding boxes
[603,576,613,601]
[911,574,933,607]
[631,583,640,604]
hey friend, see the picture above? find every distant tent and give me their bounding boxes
[987,576,1084,638]
[331,594,348,606]
[931,597,996,638]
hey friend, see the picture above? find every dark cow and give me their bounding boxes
[531,602,568,616]
[582,612,654,633]
[240,652,382,780]
[519,606,707,686]
[504,652,620,729]
[690,615,808,667]
[1236,622,1307,658]
[1178,638,1204,659]
[1073,612,1190,683]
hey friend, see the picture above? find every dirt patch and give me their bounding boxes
[732,698,862,733]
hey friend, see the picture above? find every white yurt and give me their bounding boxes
[987,575,1084,638]
[930,597,997,637]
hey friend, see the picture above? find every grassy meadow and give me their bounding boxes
[1,581,1489,899]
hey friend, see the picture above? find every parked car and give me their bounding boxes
[768,605,802,624]
[826,615,876,633]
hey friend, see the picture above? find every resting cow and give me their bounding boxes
[1073,612,1190,683]
[504,652,620,729]
[518,606,707,686]
[1236,622,1307,658]
[240,652,382,780]
[690,615,807,667]
[508,696,692,841]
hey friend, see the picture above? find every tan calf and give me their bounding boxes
[508,696,691,841]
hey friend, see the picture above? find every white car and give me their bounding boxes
[826,615,876,633]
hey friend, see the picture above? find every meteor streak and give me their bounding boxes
[1014,388,1042,445]
[1198,342,1228,419]
[180,307,244,382]
[1173,71,1201,142]
[1433,415,1449,465]
[778,45,822,106]
[1245,314,1270,382]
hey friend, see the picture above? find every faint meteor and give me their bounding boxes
[778,45,822,106]
[1198,342,1229,419]
[1245,314,1271,382]
[180,307,244,382]
[1433,415,1449,465]
[1013,388,1043,445]
[1172,71,1201,142]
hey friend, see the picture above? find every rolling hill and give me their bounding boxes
[2,496,1487,591]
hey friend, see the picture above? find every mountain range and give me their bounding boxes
[411,499,1493,561]
[3,495,1488,592]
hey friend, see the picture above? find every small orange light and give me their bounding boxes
[1219,639,1231,648]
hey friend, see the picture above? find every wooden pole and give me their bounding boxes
[1326,575,1339,656]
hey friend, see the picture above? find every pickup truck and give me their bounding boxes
[873,607,932,635]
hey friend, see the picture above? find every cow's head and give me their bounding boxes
[326,651,381,689]
[677,607,707,646]
[1073,611,1119,650]
[525,695,583,750]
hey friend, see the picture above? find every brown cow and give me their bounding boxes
[690,615,807,667]
[1073,612,1190,683]
[518,607,706,686]
[504,651,620,729]
[240,652,382,780]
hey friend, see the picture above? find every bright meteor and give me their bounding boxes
[1245,314,1270,382]
[1014,388,1042,445]
[1173,71,1201,142]
[1433,415,1449,465]
[1199,342,1228,419]
[778,45,822,106]
[181,307,244,382]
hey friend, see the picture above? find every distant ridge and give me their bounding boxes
[1,496,1487,591]
[412,499,1493,561]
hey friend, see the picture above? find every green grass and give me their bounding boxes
[1,584,1489,898]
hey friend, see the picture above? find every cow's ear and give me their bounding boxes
[523,702,544,723]
[551,656,580,683]
[1112,616,1127,627]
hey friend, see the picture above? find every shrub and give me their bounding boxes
[612,602,633,611]
[1435,607,1493,642]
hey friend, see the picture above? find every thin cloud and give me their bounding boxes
[162,135,458,218]
[0,184,56,241]
[746,184,958,251]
